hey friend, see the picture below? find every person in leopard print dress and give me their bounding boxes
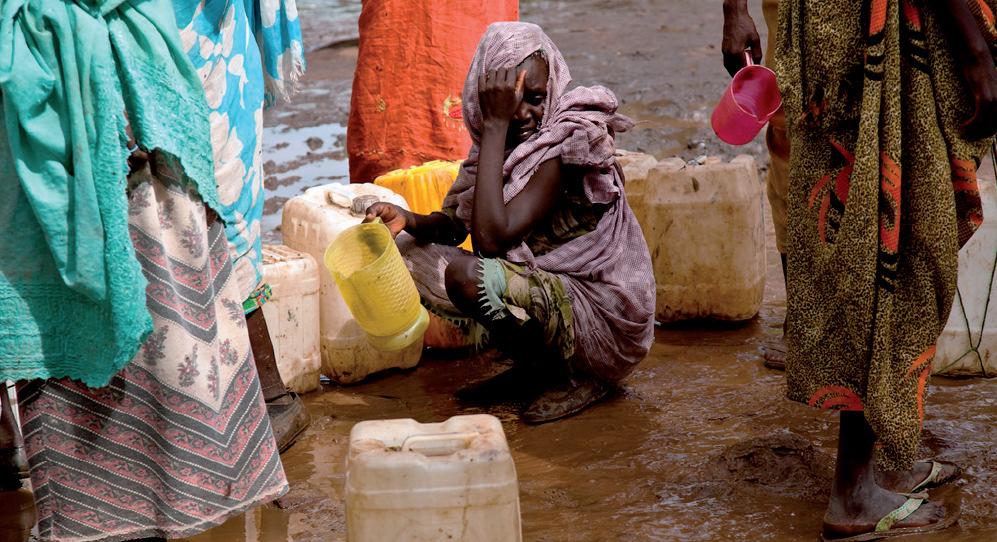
[724,0,995,539]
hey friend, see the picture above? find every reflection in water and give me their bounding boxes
[260,122,349,242]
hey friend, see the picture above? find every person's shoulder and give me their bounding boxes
[555,158,592,186]
[535,155,586,187]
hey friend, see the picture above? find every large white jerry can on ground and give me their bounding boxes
[622,153,766,322]
[345,415,522,542]
[260,244,321,394]
[934,177,996,376]
[281,183,422,384]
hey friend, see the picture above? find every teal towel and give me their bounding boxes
[0,0,220,387]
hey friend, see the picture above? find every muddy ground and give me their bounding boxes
[186,1,997,540]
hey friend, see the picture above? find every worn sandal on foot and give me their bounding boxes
[267,390,310,453]
[455,365,543,405]
[819,497,959,541]
[907,460,960,494]
[522,377,610,424]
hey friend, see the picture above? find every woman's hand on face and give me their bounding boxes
[962,56,997,140]
[478,67,526,125]
[364,202,411,238]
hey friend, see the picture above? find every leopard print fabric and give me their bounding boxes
[774,0,993,470]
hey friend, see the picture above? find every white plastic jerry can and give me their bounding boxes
[346,415,522,542]
[934,177,996,376]
[623,154,766,322]
[281,183,423,384]
[260,244,321,394]
[616,150,659,186]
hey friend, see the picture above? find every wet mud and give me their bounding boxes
[187,180,997,540]
[182,255,997,541]
[189,1,997,540]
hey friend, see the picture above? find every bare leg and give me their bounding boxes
[246,309,310,453]
[0,383,34,542]
[444,256,547,359]
[246,309,288,403]
[763,253,789,370]
[762,89,790,371]
[822,411,947,539]
[0,384,25,491]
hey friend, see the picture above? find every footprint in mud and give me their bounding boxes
[706,431,833,501]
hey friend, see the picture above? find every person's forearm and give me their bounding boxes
[937,0,993,66]
[471,121,513,255]
[405,211,467,245]
[723,0,749,15]
[721,0,761,73]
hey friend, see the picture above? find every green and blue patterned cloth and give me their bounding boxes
[174,0,306,298]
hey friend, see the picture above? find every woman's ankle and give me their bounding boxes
[829,411,883,510]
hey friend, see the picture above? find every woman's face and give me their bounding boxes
[507,55,549,149]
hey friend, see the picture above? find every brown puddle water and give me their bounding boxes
[183,199,997,542]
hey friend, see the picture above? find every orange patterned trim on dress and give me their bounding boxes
[879,152,902,254]
[900,0,930,73]
[901,0,922,31]
[869,0,888,37]
[951,155,984,246]
[907,345,936,423]
[818,196,832,243]
[978,0,995,23]
[969,0,997,44]
[865,0,888,78]
[808,174,830,209]
[810,139,854,244]
[808,386,865,411]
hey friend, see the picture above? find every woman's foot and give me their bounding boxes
[822,485,948,540]
[877,460,960,494]
[267,390,310,453]
[455,365,541,404]
[522,375,609,424]
[824,412,956,540]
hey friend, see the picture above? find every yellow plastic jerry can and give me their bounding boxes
[374,160,473,252]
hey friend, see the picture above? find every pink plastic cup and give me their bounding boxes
[711,51,782,146]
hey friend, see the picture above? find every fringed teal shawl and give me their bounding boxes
[0,0,220,386]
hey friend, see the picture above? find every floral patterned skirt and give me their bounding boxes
[18,166,287,542]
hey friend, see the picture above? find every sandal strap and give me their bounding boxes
[875,497,924,532]
[911,460,944,493]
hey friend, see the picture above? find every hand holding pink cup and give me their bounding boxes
[711,51,782,146]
